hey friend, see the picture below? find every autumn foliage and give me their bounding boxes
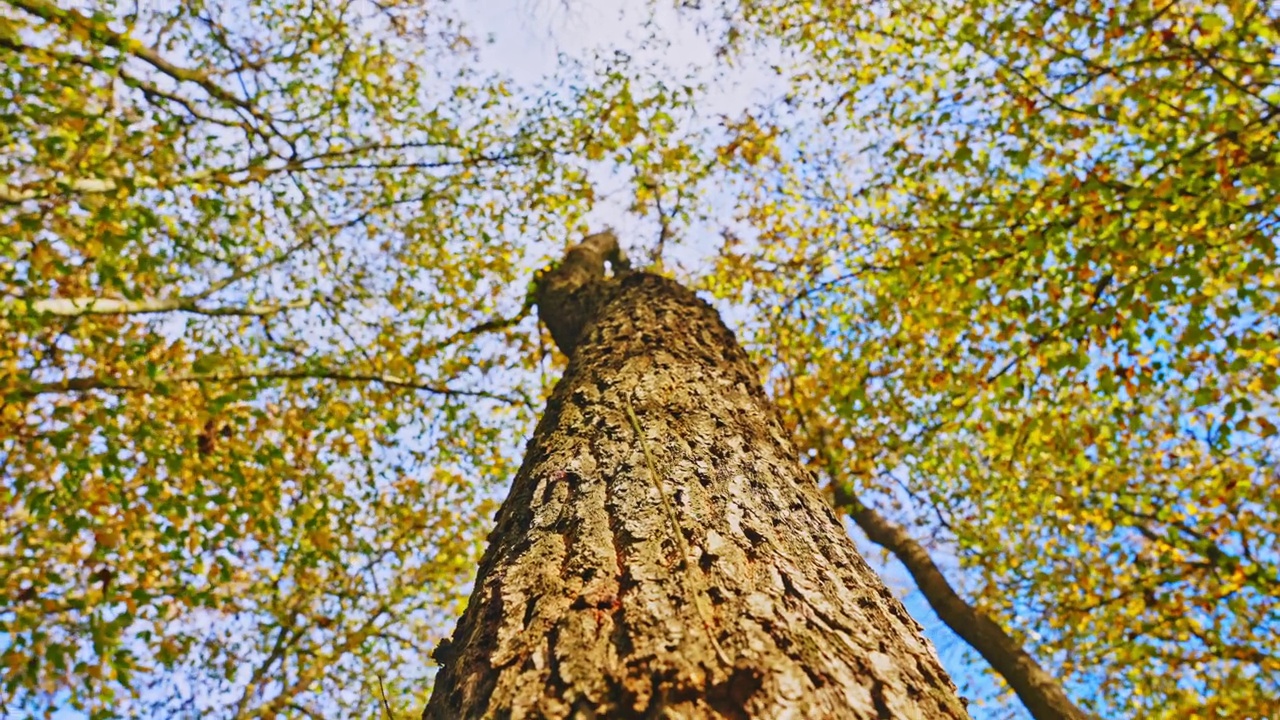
[1,0,1276,717]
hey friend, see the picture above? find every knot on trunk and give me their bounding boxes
[534,229,632,355]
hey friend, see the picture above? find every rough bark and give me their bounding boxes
[424,231,970,719]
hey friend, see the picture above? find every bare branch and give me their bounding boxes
[20,367,523,405]
[376,675,397,720]
[840,493,1097,720]
[0,178,119,204]
[3,296,310,319]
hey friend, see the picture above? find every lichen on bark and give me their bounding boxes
[424,231,969,719]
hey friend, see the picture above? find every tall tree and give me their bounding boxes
[424,230,969,718]
[7,0,1275,717]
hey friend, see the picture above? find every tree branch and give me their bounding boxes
[801,412,1096,720]
[0,178,118,204]
[19,367,522,404]
[7,0,242,111]
[837,492,1097,720]
[6,0,281,138]
[3,295,310,318]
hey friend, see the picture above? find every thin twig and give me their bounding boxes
[376,674,397,719]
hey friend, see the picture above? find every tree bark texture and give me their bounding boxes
[424,231,970,719]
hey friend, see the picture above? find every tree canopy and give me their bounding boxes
[711,0,1278,715]
[1,0,1275,718]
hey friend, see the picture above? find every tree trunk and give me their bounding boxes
[423,232,969,719]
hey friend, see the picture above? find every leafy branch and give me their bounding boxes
[19,367,525,405]
[5,0,283,136]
